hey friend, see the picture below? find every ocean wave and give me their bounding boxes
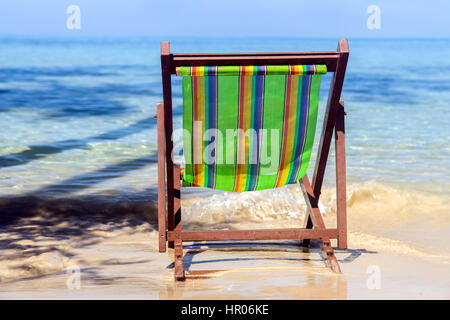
[180,181,450,227]
[1,181,448,227]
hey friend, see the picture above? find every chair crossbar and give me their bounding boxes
[167,228,339,242]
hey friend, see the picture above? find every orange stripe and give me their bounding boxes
[277,75,299,186]
[275,75,292,187]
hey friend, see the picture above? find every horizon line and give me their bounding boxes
[1,34,449,40]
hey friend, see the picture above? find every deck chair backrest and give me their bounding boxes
[160,39,349,199]
[176,65,327,191]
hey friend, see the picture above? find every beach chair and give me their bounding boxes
[157,39,349,281]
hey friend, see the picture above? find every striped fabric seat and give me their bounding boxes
[177,65,326,192]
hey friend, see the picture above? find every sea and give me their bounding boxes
[0,36,449,221]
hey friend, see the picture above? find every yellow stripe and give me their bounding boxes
[192,66,204,77]
[243,65,253,76]
[236,75,253,192]
[291,65,302,75]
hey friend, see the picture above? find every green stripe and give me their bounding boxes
[296,74,321,180]
[182,76,194,184]
[266,65,290,75]
[315,65,327,74]
[214,74,239,191]
[255,75,286,190]
[287,74,304,182]
[178,66,191,76]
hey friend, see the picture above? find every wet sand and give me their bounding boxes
[0,183,449,299]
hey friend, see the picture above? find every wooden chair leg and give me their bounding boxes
[300,175,341,273]
[335,100,347,250]
[174,239,185,281]
[320,239,341,273]
[156,103,167,253]
[161,42,176,250]
[173,164,185,281]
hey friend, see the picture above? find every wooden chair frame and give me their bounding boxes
[157,39,349,281]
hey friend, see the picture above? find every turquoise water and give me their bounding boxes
[0,36,449,200]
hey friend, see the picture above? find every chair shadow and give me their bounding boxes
[0,152,158,223]
[162,240,358,300]
[166,240,378,271]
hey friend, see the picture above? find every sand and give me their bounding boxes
[0,182,449,299]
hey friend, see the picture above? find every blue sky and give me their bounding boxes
[0,0,449,38]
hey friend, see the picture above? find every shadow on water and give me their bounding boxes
[0,64,184,170]
[0,115,157,168]
[0,64,164,168]
[0,66,163,116]
[0,64,166,281]
[0,153,159,225]
[0,153,160,283]
[0,65,183,117]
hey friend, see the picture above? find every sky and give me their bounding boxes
[0,0,449,38]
